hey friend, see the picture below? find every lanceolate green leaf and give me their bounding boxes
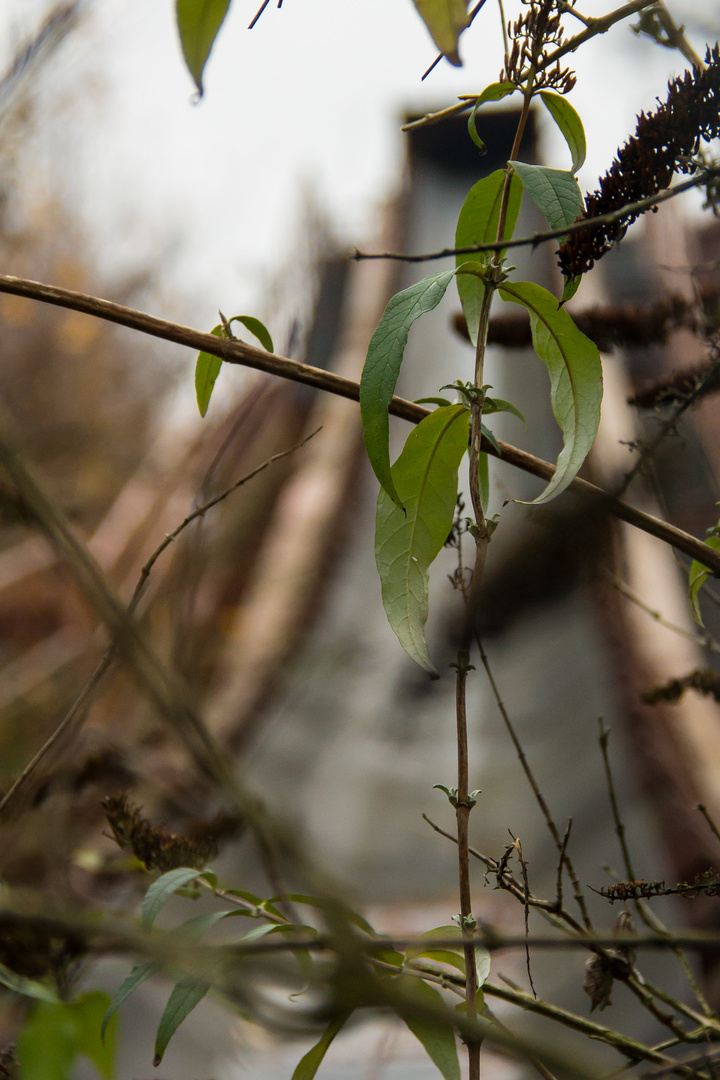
[539,91,587,174]
[455,170,522,345]
[102,961,159,1041]
[20,993,118,1080]
[227,314,274,353]
[196,325,224,417]
[411,0,470,65]
[142,867,216,931]
[396,978,461,1080]
[467,81,517,151]
[688,535,720,624]
[176,0,231,96]
[361,267,459,508]
[498,280,602,503]
[509,161,583,241]
[154,977,211,1065]
[0,961,60,1003]
[375,405,469,675]
[291,1010,354,1080]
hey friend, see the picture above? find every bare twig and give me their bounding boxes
[353,169,720,262]
[0,273,717,575]
[610,574,720,655]
[0,430,319,816]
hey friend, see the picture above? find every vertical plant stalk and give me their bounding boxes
[467,77,534,624]
[454,654,481,1079]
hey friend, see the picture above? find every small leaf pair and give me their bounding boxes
[195,314,273,417]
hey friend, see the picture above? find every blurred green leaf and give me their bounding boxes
[142,867,216,931]
[396,978,461,1080]
[176,0,231,96]
[411,0,470,65]
[291,1010,353,1080]
[689,536,720,624]
[20,992,117,1080]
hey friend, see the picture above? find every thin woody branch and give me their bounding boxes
[353,169,720,263]
[0,273,718,574]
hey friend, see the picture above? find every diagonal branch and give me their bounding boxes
[0,272,718,574]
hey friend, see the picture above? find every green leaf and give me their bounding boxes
[483,397,527,425]
[102,961,159,1042]
[498,280,602,503]
[455,170,523,346]
[227,314,274,353]
[154,977,211,1066]
[396,978,461,1080]
[467,81,518,152]
[411,0,470,65]
[539,91,587,173]
[195,325,224,417]
[266,894,376,936]
[475,947,491,987]
[360,268,459,508]
[415,397,453,407]
[291,1010,353,1080]
[20,993,118,1080]
[176,0,231,96]
[142,867,216,931]
[375,405,470,674]
[509,161,583,242]
[0,961,60,1003]
[71,992,118,1080]
[688,536,720,625]
[561,274,582,304]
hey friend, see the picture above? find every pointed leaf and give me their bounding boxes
[561,274,582,304]
[228,314,274,353]
[360,268,458,508]
[375,405,469,674]
[195,324,224,417]
[540,91,587,173]
[142,867,216,931]
[411,0,470,65]
[266,894,376,936]
[467,82,517,152]
[396,978,461,1080]
[0,961,60,1003]
[509,161,583,242]
[498,280,602,503]
[483,397,526,424]
[688,536,720,625]
[154,977,211,1065]
[475,947,491,987]
[71,992,118,1080]
[291,1010,353,1080]
[102,961,159,1041]
[176,0,231,96]
[455,170,522,345]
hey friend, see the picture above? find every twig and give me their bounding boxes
[474,636,594,930]
[616,346,720,498]
[0,273,717,575]
[353,169,720,262]
[512,834,537,999]
[0,430,319,816]
[610,573,720,655]
[402,0,669,133]
[697,803,720,849]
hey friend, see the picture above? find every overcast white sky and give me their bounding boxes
[3,1,719,326]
